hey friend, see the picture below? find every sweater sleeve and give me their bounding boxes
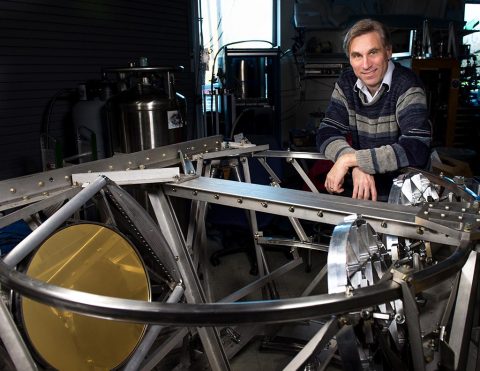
[316,83,355,161]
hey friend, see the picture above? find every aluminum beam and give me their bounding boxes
[163,177,469,245]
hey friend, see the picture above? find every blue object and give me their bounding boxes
[0,220,31,256]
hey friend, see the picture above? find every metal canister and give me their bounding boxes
[105,66,186,154]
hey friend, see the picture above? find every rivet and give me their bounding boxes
[289,206,295,213]
[237,199,243,204]
[261,202,268,208]
[458,215,463,220]
[317,210,323,217]
[108,165,114,170]
[445,206,450,210]
[214,194,219,200]
[424,211,429,215]
[172,188,176,192]
[462,208,466,212]
[38,181,44,187]
[9,188,16,193]
[441,213,446,218]
[381,221,387,228]
[416,227,424,235]
[146,157,150,161]
[193,190,198,196]
[139,164,145,169]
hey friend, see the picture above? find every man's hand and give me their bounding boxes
[352,167,377,201]
[324,153,357,194]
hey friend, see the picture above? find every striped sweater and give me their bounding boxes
[316,63,431,174]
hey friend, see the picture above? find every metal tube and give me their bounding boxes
[124,285,184,371]
[3,176,107,267]
[0,299,38,371]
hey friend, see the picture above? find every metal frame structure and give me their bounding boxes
[0,136,479,370]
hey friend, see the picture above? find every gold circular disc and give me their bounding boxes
[21,223,151,371]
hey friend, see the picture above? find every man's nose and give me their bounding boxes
[362,56,371,69]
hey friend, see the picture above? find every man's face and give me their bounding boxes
[349,31,392,94]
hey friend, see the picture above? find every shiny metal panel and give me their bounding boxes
[0,135,222,211]
[163,177,463,245]
[21,223,150,371]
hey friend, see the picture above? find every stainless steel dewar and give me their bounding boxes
[106,65,187,154]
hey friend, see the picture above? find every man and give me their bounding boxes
[317,19,431,201]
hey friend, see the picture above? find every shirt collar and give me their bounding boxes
[355,60,395,103]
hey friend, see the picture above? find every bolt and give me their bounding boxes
[441,213,446,218]
[458,215,463,220]
[214,194,220,200]
[43,191,49,196]
[317,210,323,217]
[424,211,429,215]
[139,164,145,169]
[464,223,472,232]
[109,165,114,170]
[395,314,405,324]
[289,206,295,213]
[38,181,44,187]
[445,206,450,210]
[64,176,70,180]
[462,208,466,212]
[261,202,268,208]
[237,199,243,204]
[172,188,176,192]
[174,256,179,261]
[381,221,387,228]
[417,227,424,235]
[9,188,15,193]
[146,157,150,161]
[193,190,198,196]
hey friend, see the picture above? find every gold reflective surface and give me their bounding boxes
[21,223,150,371]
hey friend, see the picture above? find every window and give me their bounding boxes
[199,0,277,85]
[463,3,480,56]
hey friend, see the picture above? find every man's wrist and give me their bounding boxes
[338,152,357,169]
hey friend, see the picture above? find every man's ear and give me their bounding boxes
[386,46,392,60]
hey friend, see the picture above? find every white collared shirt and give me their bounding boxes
[355,60,395,103]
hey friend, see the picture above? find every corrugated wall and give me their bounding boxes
[0,0,194,180]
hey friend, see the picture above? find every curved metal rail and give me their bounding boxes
[0,239,473,327]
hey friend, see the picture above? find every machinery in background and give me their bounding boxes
[204,48,281,142]
[105,60,187,154]
[70,58,187,166]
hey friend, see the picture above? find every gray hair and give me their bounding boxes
[343,19,391,55]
